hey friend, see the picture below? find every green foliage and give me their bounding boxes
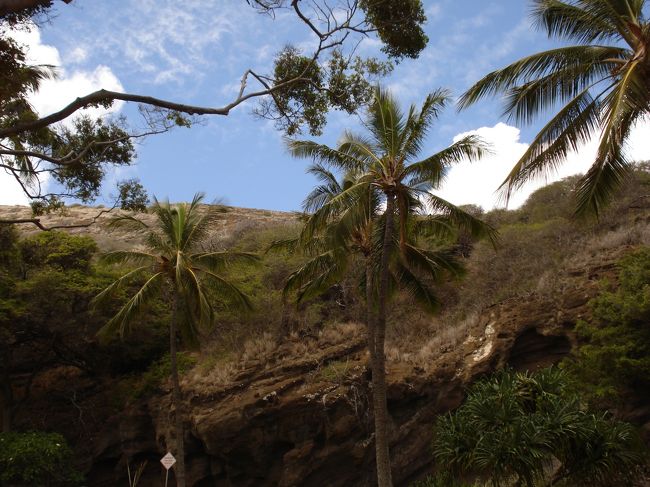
[318,360,352,383]
[433,368,645,487]
[265,47,391,136]
[0,224,19,272]
[359,0,428,60]
[30,196,65,217]
[411,472,474,487]
[135,352,197,398]
[95,194,255,345]
[0,431,84,486]
[566,247,650,403]
[51,116,135,202]
[117,178,149,212]
[270,47,327,136]
[19,231,97,273]
[0,228,168,431]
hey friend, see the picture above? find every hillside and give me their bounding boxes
[0,204,299,251]
[3,172,650,486]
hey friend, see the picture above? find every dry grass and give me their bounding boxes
[386,313,479,368]
[188,323,365,390]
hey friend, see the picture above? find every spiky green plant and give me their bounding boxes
[460,0,650,216]
[93,193,256,487]
[433,368,645,487]
[287,86,497,487]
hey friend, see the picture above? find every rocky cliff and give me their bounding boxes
[5,202,649,486]
[85,247,638,487]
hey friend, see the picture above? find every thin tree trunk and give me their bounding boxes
[365,256,376,364]
[169,288,186,487]
[0,382,12,433]
[373,193,395,487]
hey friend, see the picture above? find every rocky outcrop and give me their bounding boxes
[84,247,633,486]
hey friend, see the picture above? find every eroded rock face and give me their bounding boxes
[85,249,633,486]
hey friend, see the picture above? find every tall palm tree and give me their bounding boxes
[93,194,255,487]
[459,0,650,215]
[288,87,497,486]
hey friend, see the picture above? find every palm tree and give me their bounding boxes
[459,0,650,216]
[287,87,497,486]
[93,194,255,487]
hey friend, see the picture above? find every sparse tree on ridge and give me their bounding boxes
[460,0,650,216]
[287,87,498,486]
[92,193,256,487]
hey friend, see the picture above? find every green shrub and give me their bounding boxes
[410,472,474,487]
[135,352,197,398]
[19,231,97,273]
[0,431,83,486]
[433,368,645,487]
[565,247,650,404]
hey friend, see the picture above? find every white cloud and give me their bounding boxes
[65,46,88,65]
[436,120,650,211]
[1,26,125,205]
[9,25,124,118]
[0,171,29,205]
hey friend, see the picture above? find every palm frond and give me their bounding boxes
[427,194,500,247]
[532,0,623,42]
[367,85,406,158]
[287,139,370,172]
[400,88,451,160]
[193,251,259,273]
[99,250,157,267]
[96,272,165,339]
[458,45,627,111]
[91,265,152,309]
[574,59,645,215]
[106,213,149,230]
[200,269,253,311]
[392,262,441,313]
[498,83,605,201]
[405,135,492,188]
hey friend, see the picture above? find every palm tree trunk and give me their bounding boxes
[373,193,395,487]
[365,256,376,364]
[169,288,186,487]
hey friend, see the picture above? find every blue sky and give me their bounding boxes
[3,0,650,211]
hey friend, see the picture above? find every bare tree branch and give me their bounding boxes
[0,204,117,231]
[0,127,170,167]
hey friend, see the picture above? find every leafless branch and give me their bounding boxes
[0,203,118,230]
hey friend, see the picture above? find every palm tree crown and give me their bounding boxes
[94,193,253,343]
[460,0,650,215]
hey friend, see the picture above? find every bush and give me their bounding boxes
[566,247,650,404]
[411,472,474,487]
[135,352,197,398]
[19,231,97,273]
[0,431,83,486]
[433,368,645,487]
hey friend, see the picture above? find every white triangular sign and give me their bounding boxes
[160,452,176,470]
